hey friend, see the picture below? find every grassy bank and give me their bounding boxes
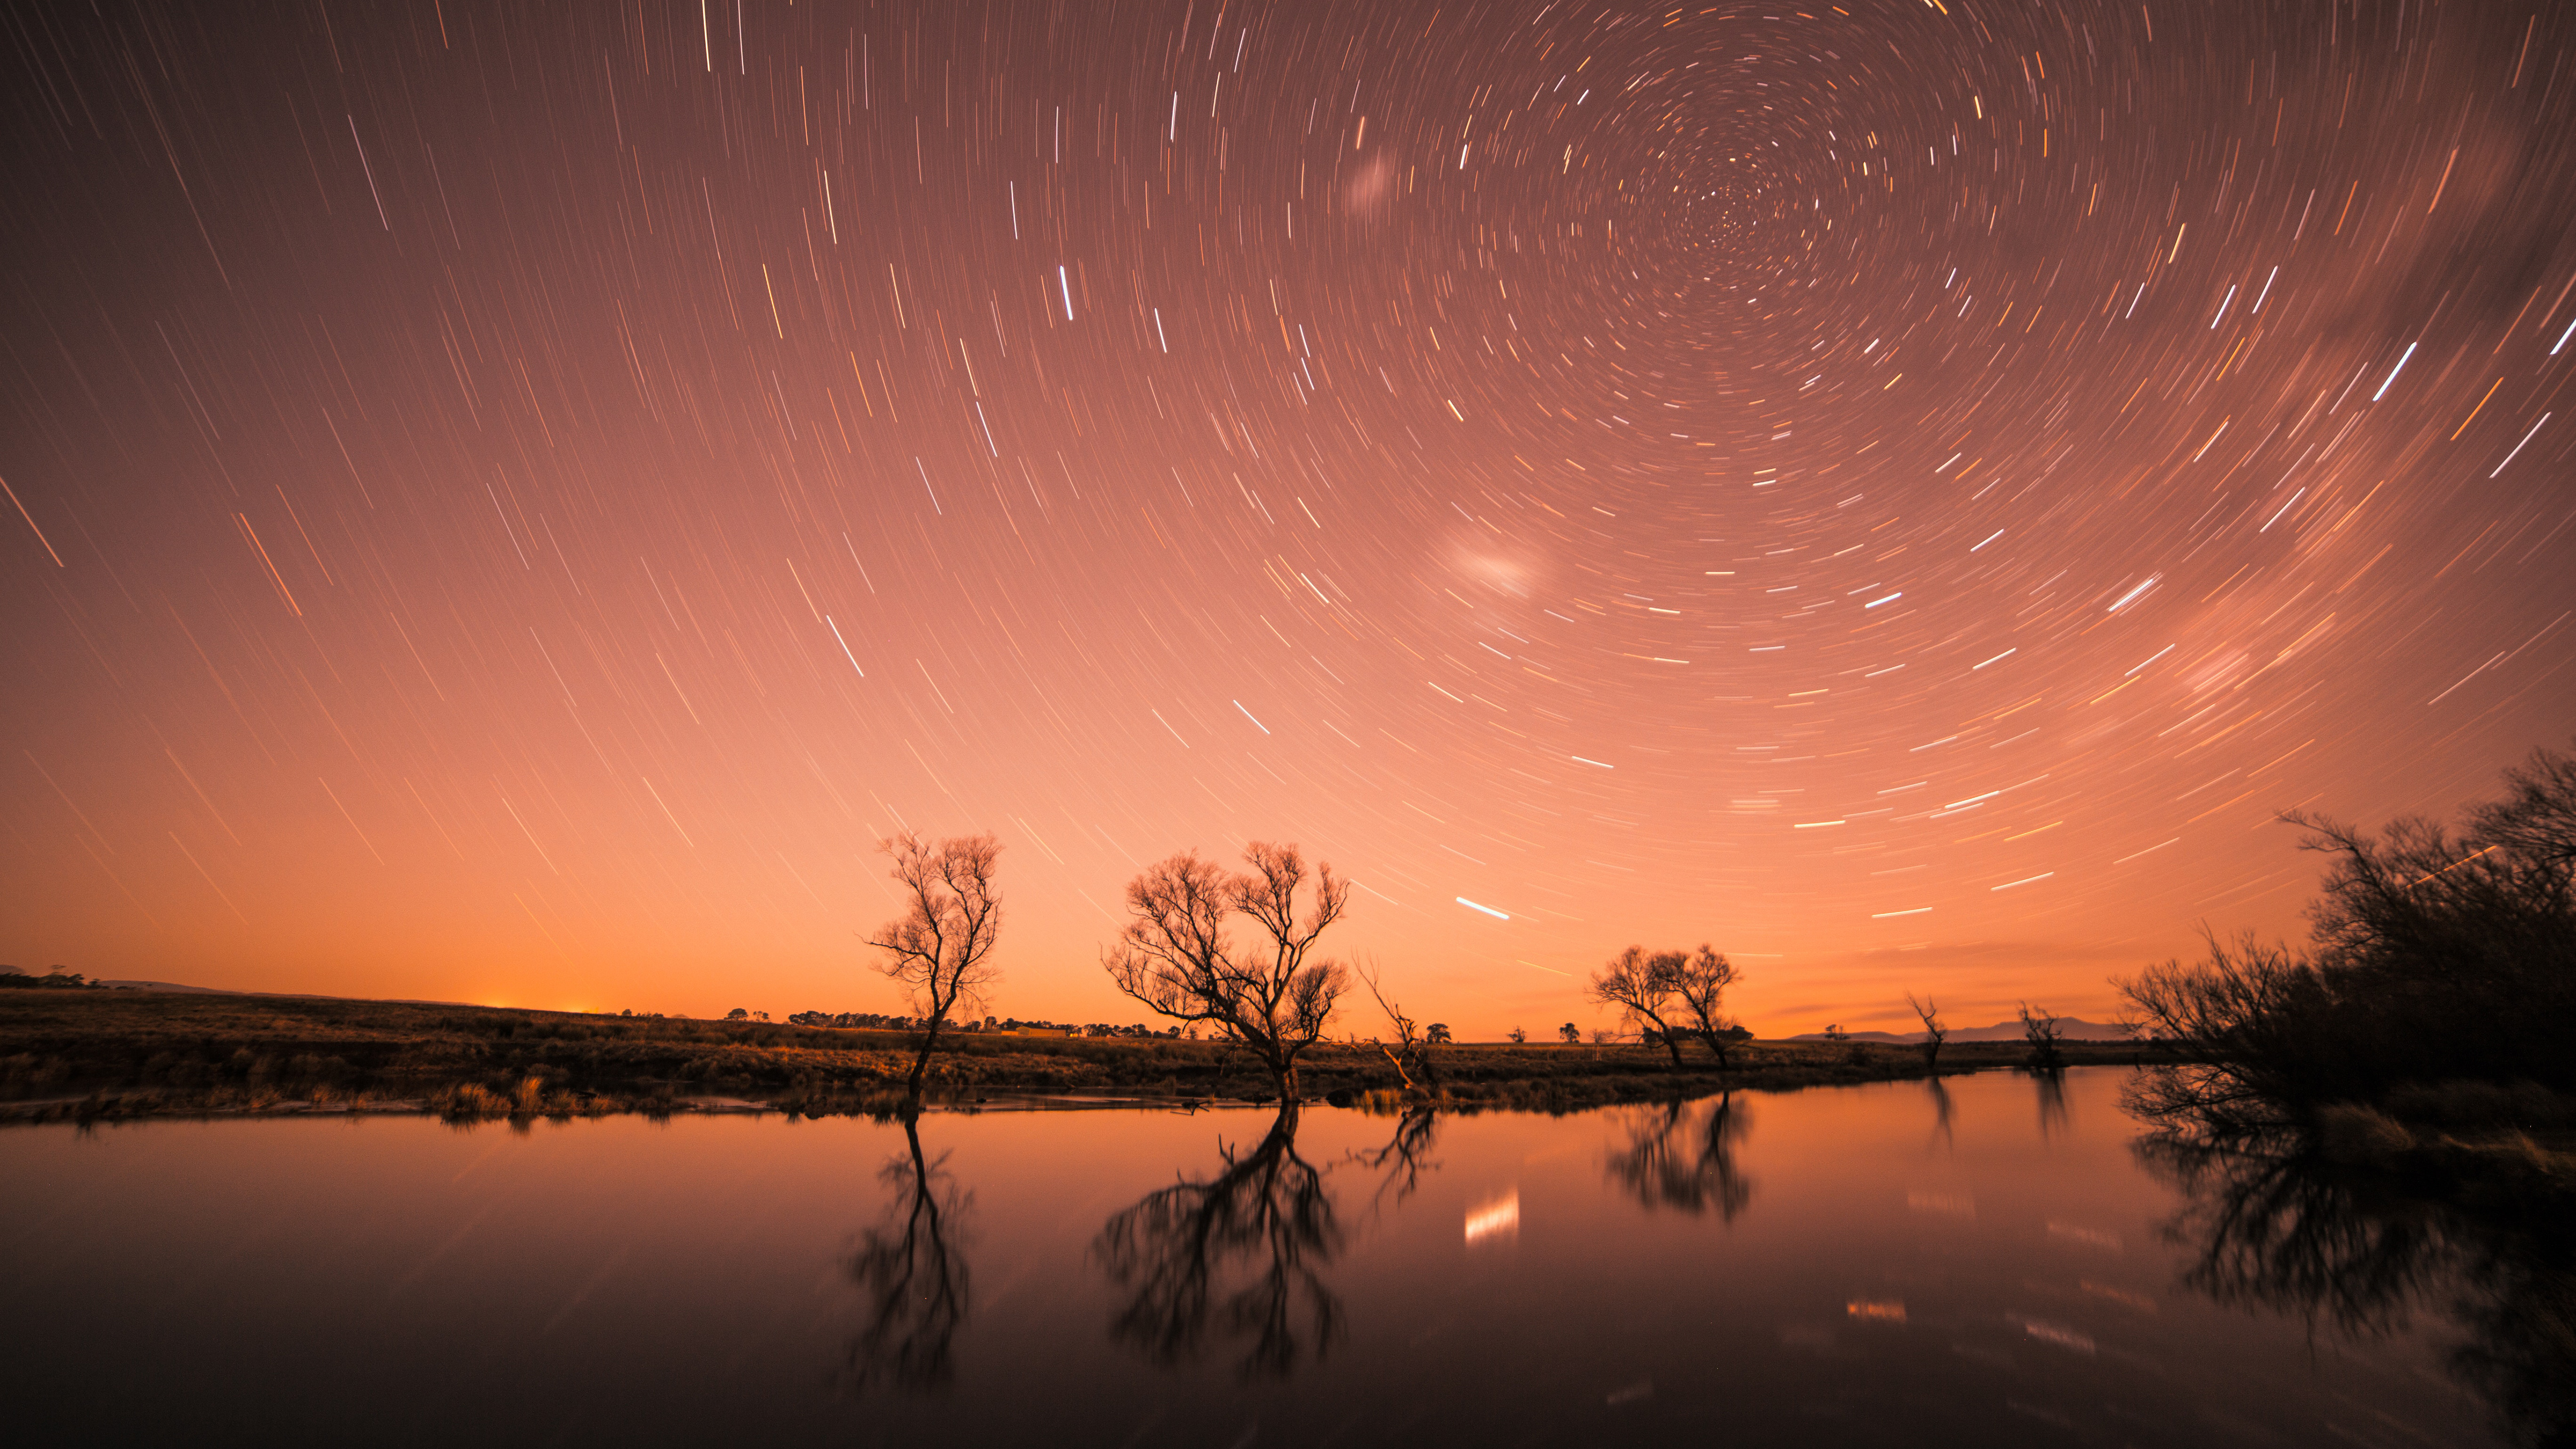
[2298,1085,2576,1221]
[0,990,2168,1123]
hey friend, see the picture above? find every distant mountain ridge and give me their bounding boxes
[1787,1017,2132,1044]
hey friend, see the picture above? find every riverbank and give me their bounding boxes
[0,990,2172,1123]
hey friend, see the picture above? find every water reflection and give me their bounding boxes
[2033,1069,2070,1142]
[2142,1134,2576,1445]
[1350,1105,1440,1210]
[10,1070,2550,1445]
[1093,1104,1342,1379]
[1603,1093,1753,1221]
[1924,1076,1955,1153]
[842,1115,972,1393]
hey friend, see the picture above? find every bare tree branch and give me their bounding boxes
[1906,992,1948,1069]
[1356,958,1434,1092]
[2019,1000,2065,1071]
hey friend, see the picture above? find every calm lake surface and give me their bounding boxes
[0,1068,2518,1446]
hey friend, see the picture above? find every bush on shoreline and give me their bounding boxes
[2122,743,2576,1139]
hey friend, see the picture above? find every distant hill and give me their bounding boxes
[1788,1017,2132,1044]
[95,981,239,995]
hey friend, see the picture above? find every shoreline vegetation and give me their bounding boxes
[2105,743,2576,1445]
[2117,743,2576,1196]
[0,988,2167,1126]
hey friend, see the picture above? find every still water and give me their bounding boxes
[0,1068,2519,1446]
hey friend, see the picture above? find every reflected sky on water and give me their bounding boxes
[0,1069,2525,1445]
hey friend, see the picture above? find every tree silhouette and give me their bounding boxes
[2019,1001,2065,1071]
[1589,946,1687,1067]
[1104,842,1349,1099]
[1357,960,1436,1091]
[2120,743,2576,1120]
[1669,945,1743,1068]
[1907,992,1948,1069]
[867,833,1003,1103]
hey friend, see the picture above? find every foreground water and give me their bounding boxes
[0,1068,2518,1446]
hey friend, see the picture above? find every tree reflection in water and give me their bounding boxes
[841,1115,972,1394]
[2033,1069,2070,1142]
[1925,1076,1956,1154]
[1093,1104,1343,1379]
[2140,1132,2575,1446]
[1351,1105,1440,1211]
[1604,1093,1753,1221]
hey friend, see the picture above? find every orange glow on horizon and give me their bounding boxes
[4,2,2570,1040]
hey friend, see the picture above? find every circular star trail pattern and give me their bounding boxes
[6,1,2574,1030]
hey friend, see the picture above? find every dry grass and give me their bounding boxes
[1,989,2169,1121]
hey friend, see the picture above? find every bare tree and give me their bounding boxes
[1507,1026,1526,1044]
[1670,945,1743,1069]
[2019,1000,2065,1071]
[1357,959,1435,1093]
[1104,842,1350,1100]
[1907,992,1948,1069]
[868,833,1003,1104]
[1590,946,1687,1067]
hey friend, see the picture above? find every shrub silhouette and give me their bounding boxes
[2122,743,2576,1129]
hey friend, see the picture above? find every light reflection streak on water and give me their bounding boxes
[1462,1188,1519,1244]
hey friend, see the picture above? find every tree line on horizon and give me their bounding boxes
[829,746,2576,1443]
[856,828,1776,1109]
[853,831,2073,1108]
[854,738,2576,1111]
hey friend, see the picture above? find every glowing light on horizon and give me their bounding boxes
[1,0,2565,1036]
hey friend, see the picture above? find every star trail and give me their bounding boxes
[5,0,2573,1032]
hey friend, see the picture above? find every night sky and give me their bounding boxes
[6,0,2573,1034]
